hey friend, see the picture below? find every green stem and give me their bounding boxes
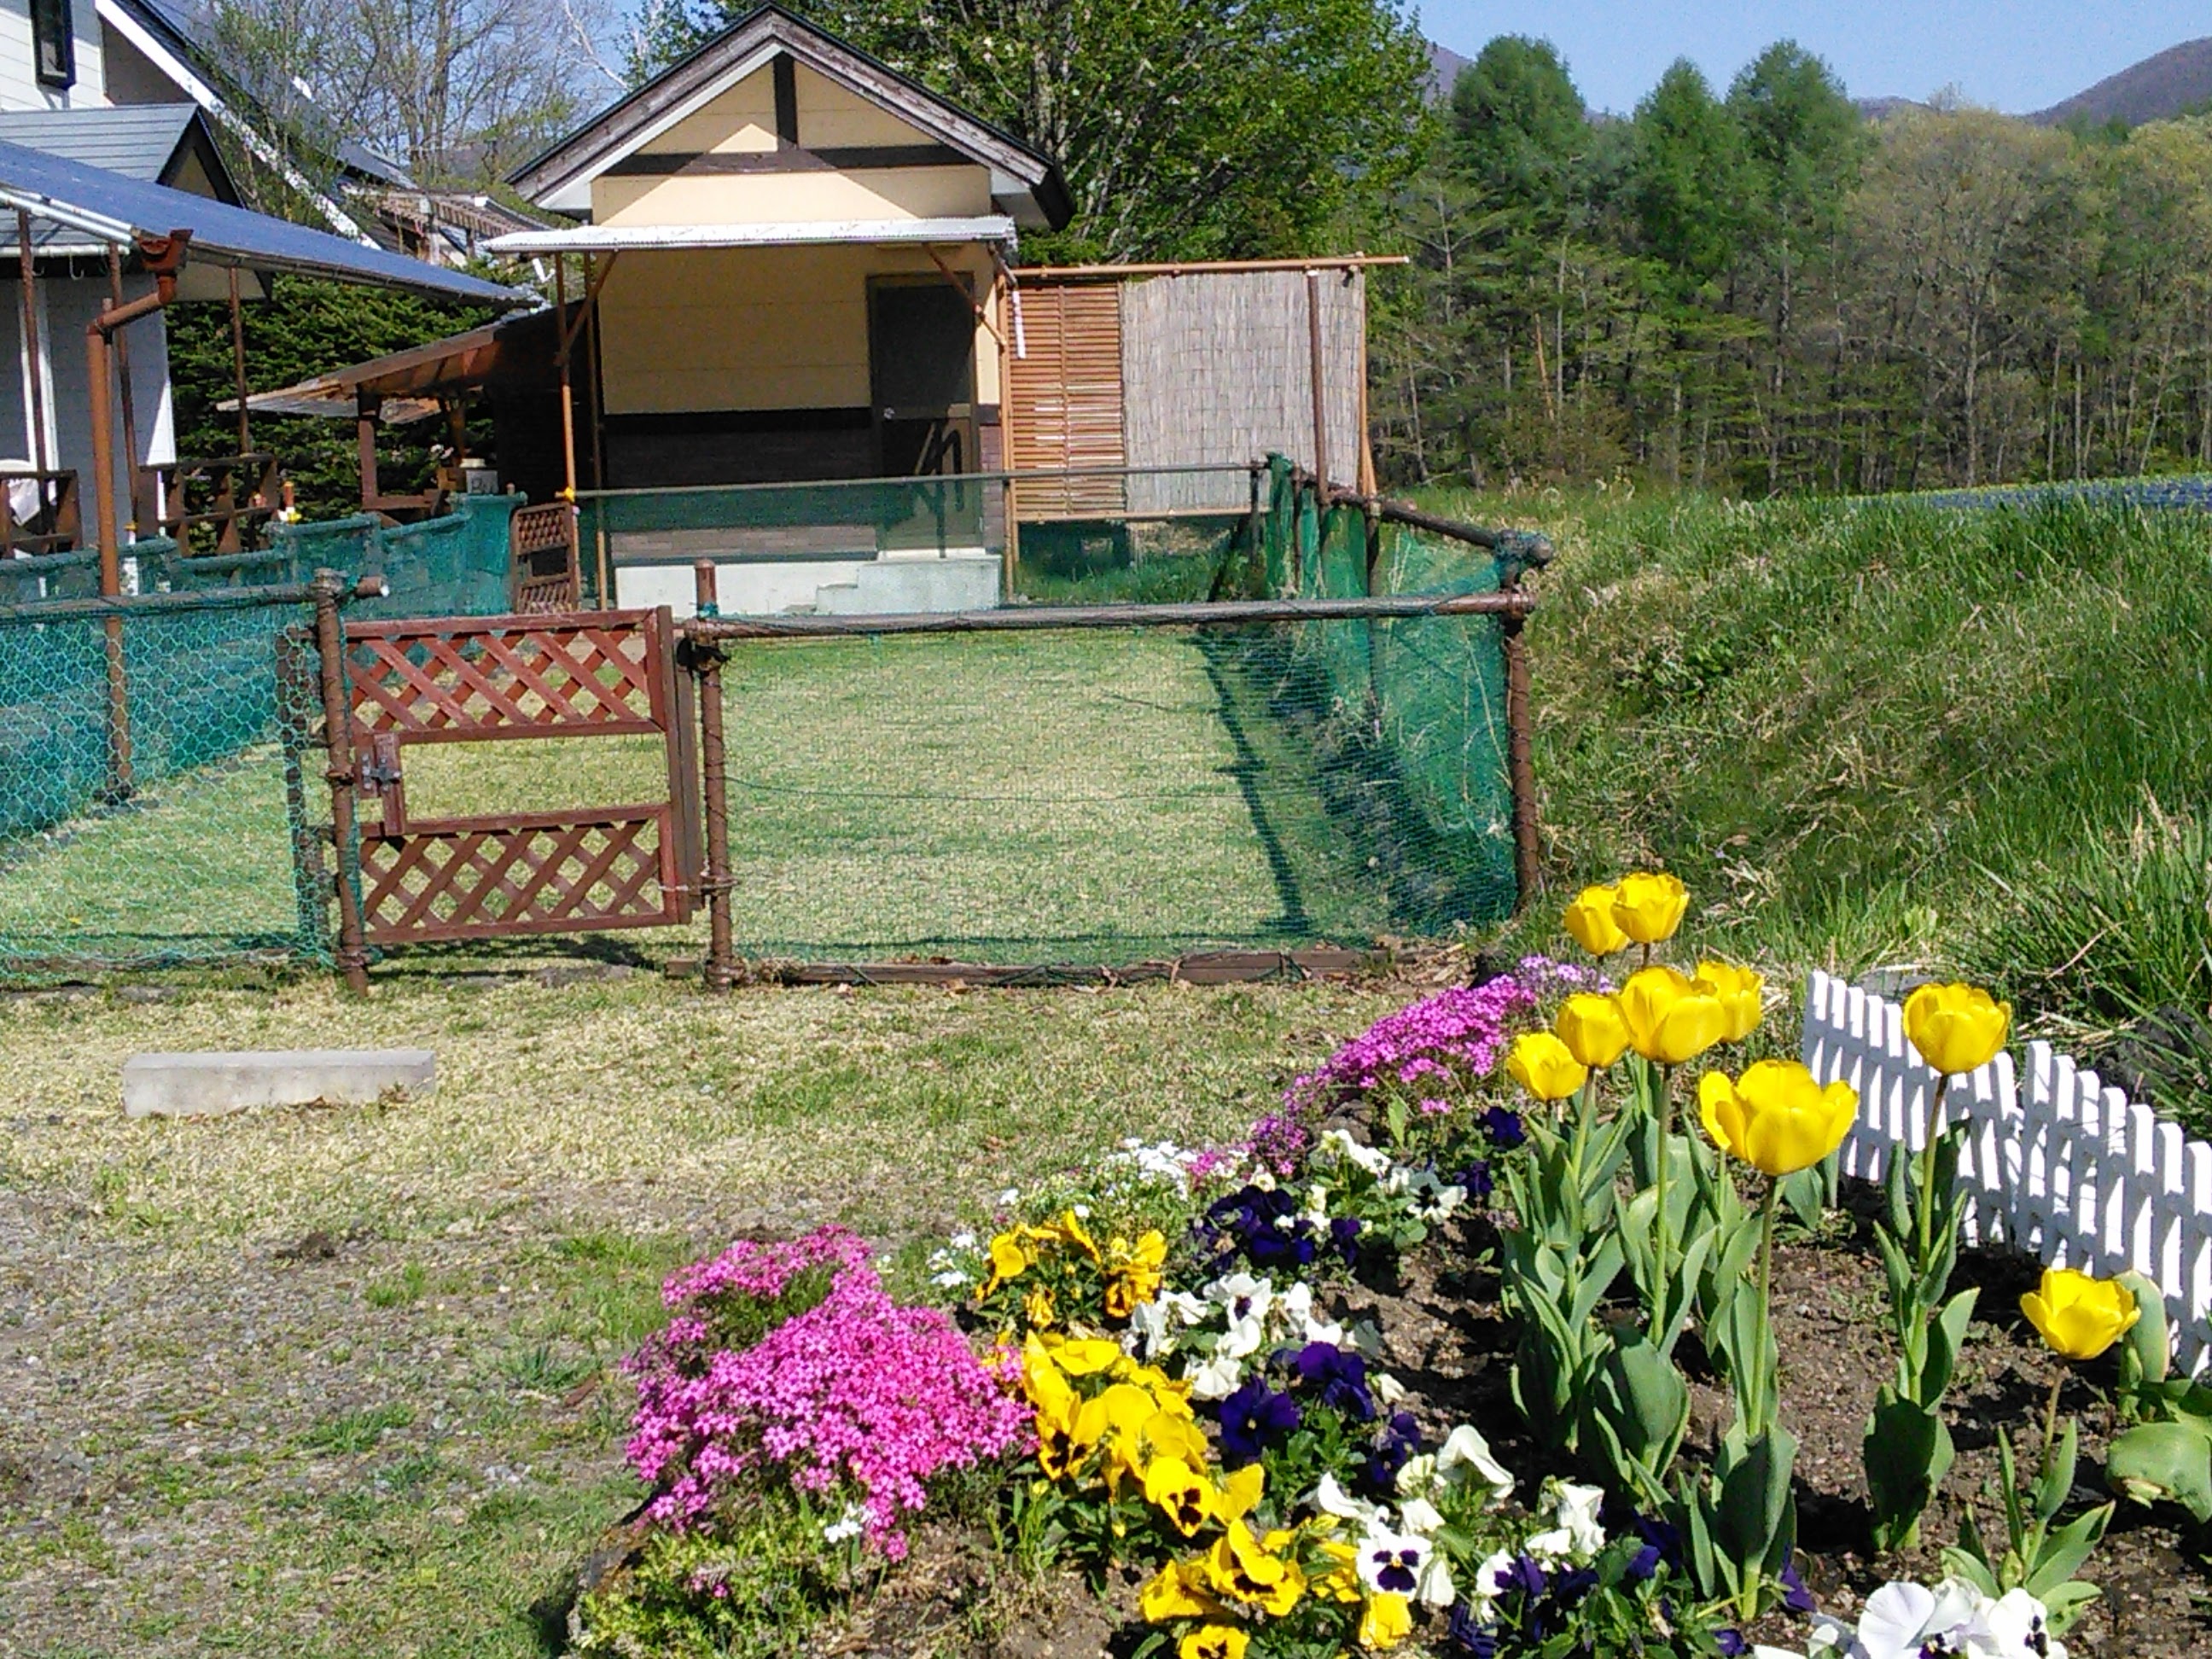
[1750,1179,1783,1437]
[1916,1072,1953,1272]
[2039,1371,2064,1482]
[1654,1064,1674,1327]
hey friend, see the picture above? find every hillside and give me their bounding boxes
[1424,38,1470,103]
[2031,36,2212,126]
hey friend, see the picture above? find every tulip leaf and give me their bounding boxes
[2106,1420,2212,1522]
[1866,1389,1953,1552]
[2026,1501,2110,1595]
[2033,1418,2078,1525]
[1714,1422,1798,1582]
[2116,1271,2171,1388]
[1779,1163,1826,1231]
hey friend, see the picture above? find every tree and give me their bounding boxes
[1629,60,1750,289]
[1449,36,1589,224]
[197,0,614,189]
[632,0,1432,262]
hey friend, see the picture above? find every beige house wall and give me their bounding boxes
[595,166,990,226]
[598,242,1000,416]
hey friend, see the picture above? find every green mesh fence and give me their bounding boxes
[0,495,522,977]
[0,591,329,974]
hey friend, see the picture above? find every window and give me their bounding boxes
[32,0,75,90]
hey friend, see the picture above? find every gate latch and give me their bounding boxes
[357,732,403,795]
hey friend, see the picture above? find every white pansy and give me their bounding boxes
[1301,1181,1332,1222]
[1372,1371,1407,1408]
[1983,1589,2066,1659]
[1851,1579,1993,1659]
[1435,1423,1515,1506]
[1276,1281,1347,1347]
[1523,1526,1574,1562]
[1464,1548,1515,1619]
[1397,1494,1445,1538]
[1205,1272,1275,1324]
[931,1269,971,1288]
[1318,1128,1393,1177]
[948,1231,976,1250]
[1352,1528,1434,1599]
[1313,1473,1388,1531]
[1187,1352,1246,1401]
[1543,1479,1606,1557]
[1215,1313,1266,1362]
[1394,1452,1437,1498]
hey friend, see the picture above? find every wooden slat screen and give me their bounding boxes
[1008,283,1126,516]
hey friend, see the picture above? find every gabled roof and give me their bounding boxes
[508,3,1071,230]
[0,105,239,201]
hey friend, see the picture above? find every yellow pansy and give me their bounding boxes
[1610,870,1690,944]
[1698,1062,1858,1177]
[1616,965,1727,1065]
[1213,1463,1264,1524]
[1358,1591,1414,1650]
[1141,1560,1230,1622]
[2022,1266,2142,1362]
[981,1231,1031,1295]
[1024,1285,1057,1330]
[1556,992,1632,1069]
[1312,1537,1364,1604]
[1202,1519,1306,1615]
[1903,982,2012,1076]
[1563,883,1630,957]
[1104,1229,1169,1319]
[1144,1456,1214,1536]
[1056,1208,1103,1263]
[1047,1336,1126,1377]
[1695,959,1765,1042]
[1506,1030,1588,1101]
[1179,1627,1249,1659]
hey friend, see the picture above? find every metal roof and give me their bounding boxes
[0,106,214,187]
[486,215,1018,255]
[0,137,528,304]
[221,307,567,420]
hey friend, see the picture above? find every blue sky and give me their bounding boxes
[1417,2,2209,116]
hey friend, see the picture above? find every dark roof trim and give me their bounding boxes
[509,3,1070,228]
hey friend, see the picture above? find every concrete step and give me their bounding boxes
[813,555,1001,616]
[123,1049,437,1118]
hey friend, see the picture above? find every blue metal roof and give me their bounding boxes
[0,136,527,305]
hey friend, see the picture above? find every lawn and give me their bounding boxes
[0,971,1405,1658]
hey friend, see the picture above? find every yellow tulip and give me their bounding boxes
[1506,1031,1588,1101]
[2021,1267,2142,1362]
[1616,965,1727,1065]
[1203,1519,1305,1615]
[1698,1061,1859,1177]
[1903,982,2012,1076]
[1180,1627,1250,1659]
[1610,870,1690,945]
[1695,959,1765,1042]
[1357,1591,1414,1650]
[1556,992,1633,1069]
[1563,883,1630,956]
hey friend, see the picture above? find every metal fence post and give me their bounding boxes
[693,560,736,992]
[311,569,372,994]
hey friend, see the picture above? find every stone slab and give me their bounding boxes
[122,1050,436,1119]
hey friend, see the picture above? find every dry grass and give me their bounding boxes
[0,971,1400,1658]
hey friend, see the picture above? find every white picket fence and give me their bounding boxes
[1800,969,2212,1375]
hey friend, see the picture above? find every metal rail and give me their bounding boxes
[680,591,1534,642]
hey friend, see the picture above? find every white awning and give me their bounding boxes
[483,215,1018,255]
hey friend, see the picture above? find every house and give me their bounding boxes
[246,3,1383,616]
[0,0,521,574]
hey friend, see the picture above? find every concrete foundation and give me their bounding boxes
[122,1050,437,1119]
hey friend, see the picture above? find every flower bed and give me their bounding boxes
[566,877,2212,1657]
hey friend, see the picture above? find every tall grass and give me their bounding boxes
[1421,486,2212,1111]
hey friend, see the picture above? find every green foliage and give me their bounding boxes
[166,276,498,522]
[632,0,1431,261]
[1946,1423,2112,1633]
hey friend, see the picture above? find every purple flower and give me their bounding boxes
[1360,1410,1422,1497]
[1215,1378,1299,1465]
[1716,1631,1748,1657]
[1780,1562,1817,1615]
[1495,1553,1545,1599]
[1480,1106,1526,1149]
[1627,1543,1662,1581]
[1330,1215,1364,1266]
[1632,1512,1683,1569]
[1290,1341,1375,1421]
[1446,1604,1498,1656]
[1452,1159,1494,1202]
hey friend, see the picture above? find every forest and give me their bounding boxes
[1374,37,2212,495]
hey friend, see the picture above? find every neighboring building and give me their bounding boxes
[0,0,521,561]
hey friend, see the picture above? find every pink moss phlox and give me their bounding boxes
[1255,969,1549,1171]
[625,1227,1031,1558]
[658,1225,872,1309]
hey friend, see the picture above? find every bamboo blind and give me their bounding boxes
[1008,284,1127,516]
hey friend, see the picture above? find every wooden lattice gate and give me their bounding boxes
[336,608,701,946]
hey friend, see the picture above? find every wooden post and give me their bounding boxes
[693,560,735,992]
[85,314,132,797]
[356,388,379,509]
[16,210,45,477]
[107,246,139,533]
[1500,592,1540,911]
[555,255,577,503]
[227,266,250,457]
[1306,266,1330,492]
[581,256,610,602]
[311,568,371,994]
